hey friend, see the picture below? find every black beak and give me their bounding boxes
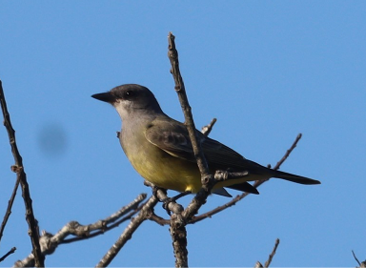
[91,92,115,103]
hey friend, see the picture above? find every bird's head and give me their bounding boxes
[92,84,163,120]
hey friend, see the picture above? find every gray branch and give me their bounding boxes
[95,194,158,267]
[0,80,44,267]
[14,194,146,267]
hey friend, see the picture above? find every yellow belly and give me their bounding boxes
[126,141,202,193]
[128,147,257,193]
[122,131,255,193]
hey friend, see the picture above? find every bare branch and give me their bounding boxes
[264,238,280,267]
[352,250,366,268]
[168,32,214,219]
[0,247,16,263]
[95,194,158,267]
[353,250,362,266]
[170,213,188,268]
[158,190,188,268]
[0,176,20,244]
[14,194,146,267]
[148,212,170,226]
[0,80,44,267]
[252,239,280,268]
[254,261,263,268]
[273,133,302,170]
[168,32,215,267]
[62,193,147,244]
[201,118,217,137]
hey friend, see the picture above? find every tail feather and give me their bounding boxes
[271,169,320,185]
[227,181,259,194]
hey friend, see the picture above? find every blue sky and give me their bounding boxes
[1,1,365,267]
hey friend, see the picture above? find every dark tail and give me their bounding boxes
[271,169,320,185]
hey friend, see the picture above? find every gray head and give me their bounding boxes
[92,84,163,120]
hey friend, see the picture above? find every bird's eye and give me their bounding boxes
[124,90,134,99]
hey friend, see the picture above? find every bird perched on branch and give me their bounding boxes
[92,84,320,197]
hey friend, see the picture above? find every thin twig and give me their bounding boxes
[148,212,170,226]
[352,250,366,268]
[254,261,263,268]
[0,176,20,244]
[0,80,44,267]
[352,250,361,265]
[273,133,302,170]
[95,195,158,267]
[264,238,280,267]
[0,247,16,262]
[201,118,217,137]
[353,250,361,266]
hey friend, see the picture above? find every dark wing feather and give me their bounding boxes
[145,118,196,161]
[200,137,250,169]
[145,118,249,170]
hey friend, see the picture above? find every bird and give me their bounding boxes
[92,84,320,197]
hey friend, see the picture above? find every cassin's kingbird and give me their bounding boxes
[92,84,320,197]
